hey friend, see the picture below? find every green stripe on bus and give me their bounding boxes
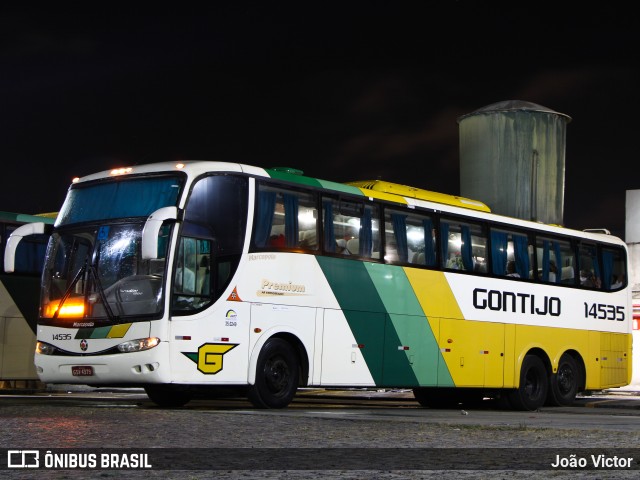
[75,327,109,339]
[316,179,363,196]
[316,256,386,385]
[317,257,449,386]
[363,263,444,386]
[74,326,120,339]
[265,169,364,196]
[265,169,324,188]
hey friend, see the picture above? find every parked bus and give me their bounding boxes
[3,162,632,409]
[0,211,56,387]
[632,302,640,386]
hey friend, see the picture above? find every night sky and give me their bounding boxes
[2,4,638,238]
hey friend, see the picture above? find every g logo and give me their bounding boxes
[197,343,238,374]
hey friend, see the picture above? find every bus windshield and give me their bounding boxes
[56,175,183,226]
[41,222,172,325]
[40,174,183,326]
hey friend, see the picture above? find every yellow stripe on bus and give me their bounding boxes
[403,269,463,320]
[107,323,132,338]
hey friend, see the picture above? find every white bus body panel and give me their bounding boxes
[167,301,252,384]
[449,273,632,334]
[34,322,175,384]
[318,308,376,386]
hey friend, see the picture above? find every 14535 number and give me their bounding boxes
[584,302,625,321]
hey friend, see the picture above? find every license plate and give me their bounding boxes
[71,366,94,376]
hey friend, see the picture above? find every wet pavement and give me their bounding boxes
[2,384,640,409]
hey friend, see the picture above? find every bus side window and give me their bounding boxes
[176,174,247,312]
[441,219,485,272]
[174,237,198,295]
[321,197,341,254]
[355,204,380,259]
[490,229,533,280]
[323,197,379,259]
[173,237,214,311]
[384,209,436,267]
[602,246,626,291]
[536,237,574,285]
[578,243,601,289]
[254,185,318,251]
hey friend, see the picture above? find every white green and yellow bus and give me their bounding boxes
[1,211,56,387]
[3,162,631,409]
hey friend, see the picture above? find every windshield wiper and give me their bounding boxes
[52,264,87,320]
[52,262,118,322]
[87,263,118,320]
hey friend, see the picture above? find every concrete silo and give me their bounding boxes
[458,100,571,225]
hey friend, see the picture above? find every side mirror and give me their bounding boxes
[4,222,46,273]
[141,207,178,260]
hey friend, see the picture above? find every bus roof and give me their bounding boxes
[67,161,624,246]
[69,161,485,213]
[264,166,624,246]
[345,179,491,212]
[266,168,490,211]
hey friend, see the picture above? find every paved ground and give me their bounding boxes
[3,385,640,479]
[293,386,640,409]
[26,383,640,408]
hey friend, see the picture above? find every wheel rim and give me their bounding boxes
[524,368,542,399]
[264,355,291,396]
[557,362,575,396]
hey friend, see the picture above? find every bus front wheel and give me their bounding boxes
[546,353,581,406]
[248,338,299,409]
[508,354,548,411]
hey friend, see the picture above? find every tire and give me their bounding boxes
[144,385,191,408]
[248,338,299,409]
[412,387,461,409]
[546,353,581,406]
[508,355,548,411]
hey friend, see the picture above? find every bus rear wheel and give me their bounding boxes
[508,354,548,411]
[144,385,191,408]
[248,338,299,409]
[546,353,581,406]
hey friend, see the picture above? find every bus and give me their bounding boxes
[0,211,56,388]
[3,162,632,410]
[632,302,640,386]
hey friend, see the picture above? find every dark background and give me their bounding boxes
[2,4,638,238]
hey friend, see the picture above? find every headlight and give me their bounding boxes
[117,337,160,353]
[36,341,57,355]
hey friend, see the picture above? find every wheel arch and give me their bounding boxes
[553,348,586,392]
[516,347,551,387]
[508,348,551,410]
[248,330,309,387]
